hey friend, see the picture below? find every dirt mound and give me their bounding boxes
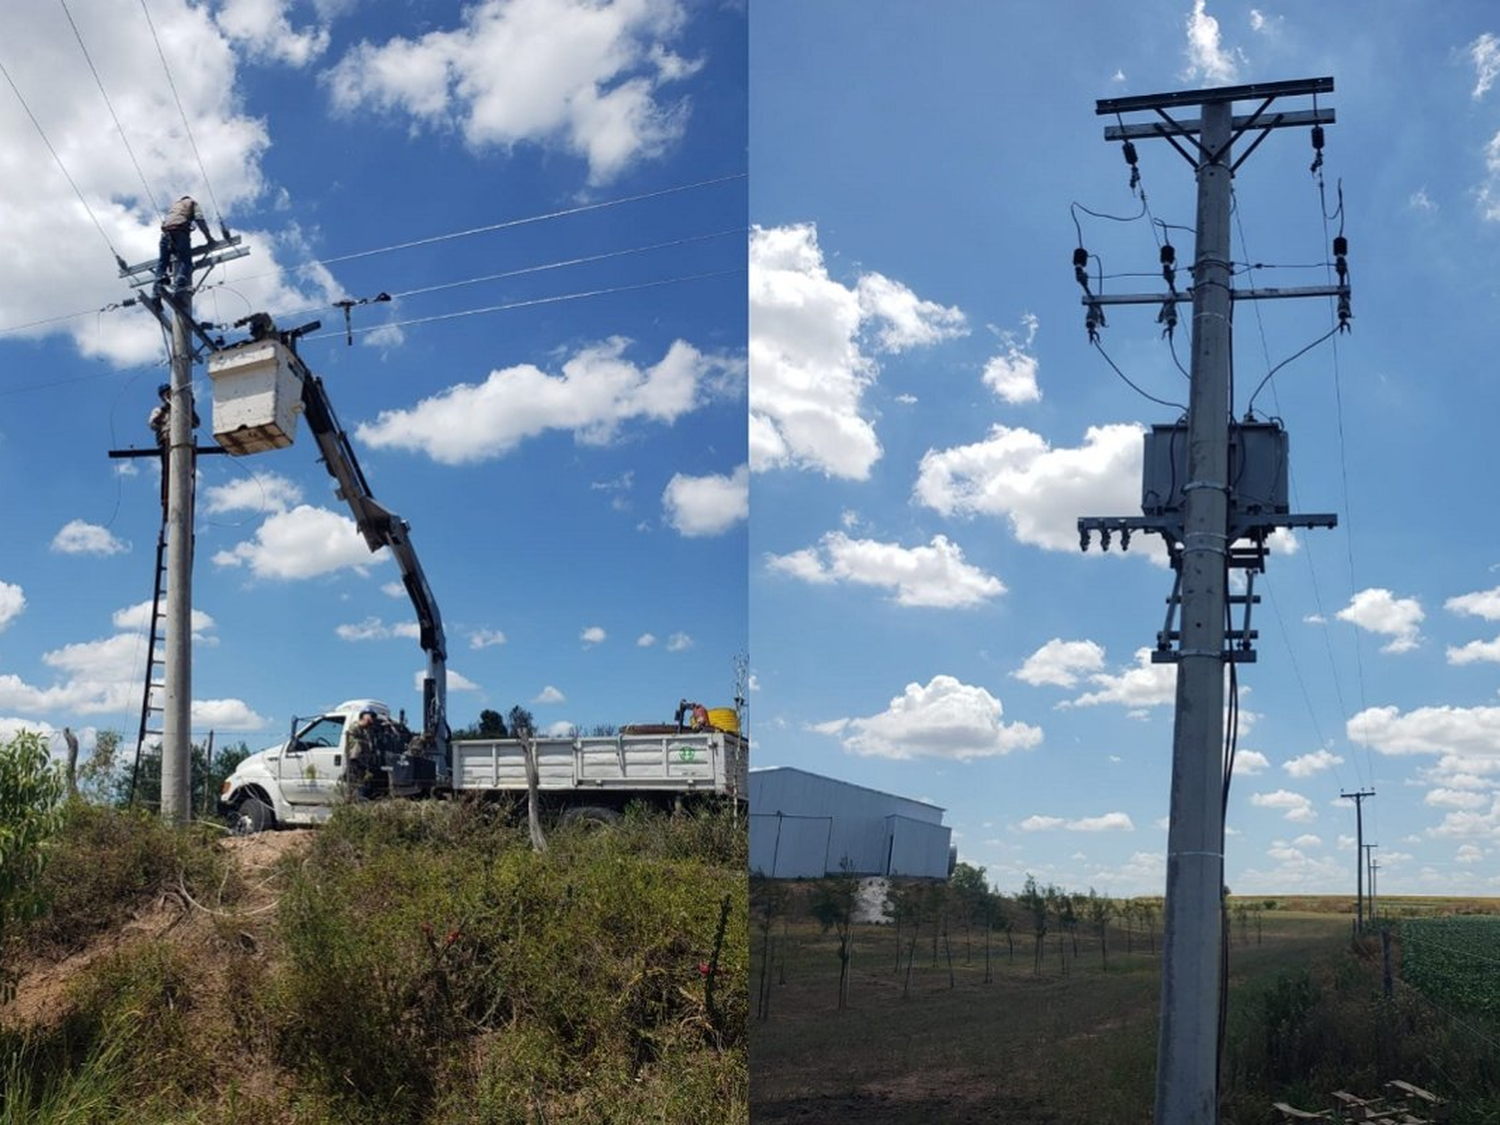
[3,828,316,1028]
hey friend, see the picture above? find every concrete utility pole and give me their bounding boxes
[1368,856,1380,927]
[117,229,247,824]
[1343,789,1375,934]
[1078,78,1341,1125]
[160,296,195,823]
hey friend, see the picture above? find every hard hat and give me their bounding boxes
[359,707,377,717]
[157,383,171,397]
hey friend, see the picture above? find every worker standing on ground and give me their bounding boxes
[155,195,212,294]
[346,707,387,799]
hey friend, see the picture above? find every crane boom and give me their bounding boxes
[235,314,449,761]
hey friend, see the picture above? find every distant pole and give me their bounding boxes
[1368,856,1379,926]
[1342,789,1375,933]
[161,295,195,824]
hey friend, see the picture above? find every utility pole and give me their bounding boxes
[1342,789,1376,934]
[1077,78,1342,1125]
[1368,856,1380,927]
[117,228,247,823]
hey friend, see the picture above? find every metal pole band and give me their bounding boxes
[1169,850,1225,860]
[1182,481,1229,494]
[1175,649,1225,660]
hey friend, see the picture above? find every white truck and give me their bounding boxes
[219,698,749,832]
[205,314,747,833]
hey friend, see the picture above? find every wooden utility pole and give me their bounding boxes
[1343,789,1375,934]
[1079,78,1342,1124]
[1363,841,1379,927]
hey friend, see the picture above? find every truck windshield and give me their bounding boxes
[297,716,346,748]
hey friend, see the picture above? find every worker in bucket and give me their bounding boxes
[154,195,212,294]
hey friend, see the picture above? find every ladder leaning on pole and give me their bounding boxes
[129,518,170,807]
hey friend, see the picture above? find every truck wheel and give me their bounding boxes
[559,805,621,828]
[233,794,276,835]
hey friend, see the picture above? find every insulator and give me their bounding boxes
[1079,528,1091,553]
[1311,125,1325,151]
[1160,244,1176,266]
[1122,141,1138,167]
[1333,235,1348,257]
[1073,247,1089,269]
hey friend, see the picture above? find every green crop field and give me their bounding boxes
[1400,916,1500,1019]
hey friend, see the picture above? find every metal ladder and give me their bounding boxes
[129,521,169,806]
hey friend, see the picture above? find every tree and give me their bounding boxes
[507,705,535,737]
[1139,898,1160,955]
[809,861,859,1010]
[948,861,988,965]
[1086,888,1113,969]
[477,709,507,738]
[115,737,250,814]
[1020,874,1049,976]
[752,878,789,1020]
[75,728,121,803]
[0,732,66,1000]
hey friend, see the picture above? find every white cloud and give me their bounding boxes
[381,582,405,598]
[1348,704,1500,761]
[1456,843,1486,864]
[1250,789,1316,823]
[469,628,507,649]
[414,668,479,693]
[749,223,965,480]
[819,675,1042,762]
[534,685,566,704]
[0,634,143,715]
[1292,834,1322,849]
[1183,0,1242,83]
[355,338,738,465]
[1426,788,1490,810]
[580,625,607,646]
[1447,586,1500,620]
[1233,750,1270,775]
[0,581,25,632]
[213,505,385,580]
[1019,811,1132,832]
[325,0,698,183]
[982,314,1042,404]
[636,632,656,647]
[203,472,304,514]
[1283,748,1344,779]
[336,617,419,642]
[215,0,331,66]
[666,632,693,652]
[1448,637,1500,665]
[1427,796,1500,839]
[766,532,1004,609]
[1336,588,1424,654]
[1064,647,1175,710]
[662,464,747,537]
[0,2,341,367]
[914,423,1148,554]
[1471,33,1500,99]
[1013,638,1104,688]
[191,698,268,730]
[51,520,128,556]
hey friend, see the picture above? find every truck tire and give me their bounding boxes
[233,794,276,835]
[559,805,621,828]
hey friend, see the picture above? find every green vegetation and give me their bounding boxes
[0,732,66,1000]
[2,798,747,1124]
[1400,916,1500,1018]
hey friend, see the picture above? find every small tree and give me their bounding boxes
[752,878,789,1020]
[1139,898,1160,955]
[810,861,859,1010]
[1086,888,1113,969]
[1020,874,1048,976]
[948,861,988,965]
[0,731,66,1000]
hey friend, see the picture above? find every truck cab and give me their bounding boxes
[219,699,391,831]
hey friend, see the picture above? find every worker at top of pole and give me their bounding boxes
[154,195,212,296]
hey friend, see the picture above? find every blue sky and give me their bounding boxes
[749,1,1500,896]
[0,1,747,760]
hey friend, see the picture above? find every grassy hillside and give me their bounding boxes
[1,799,748,1124]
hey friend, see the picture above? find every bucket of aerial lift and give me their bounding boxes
[206,339,305,455]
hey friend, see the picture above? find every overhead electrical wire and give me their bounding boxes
[139,0,222,223]
[304,268,744,343]
[0,53,123,265]
[59,0,161,214]
[1090,339,1187,413]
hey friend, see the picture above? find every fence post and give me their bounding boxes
[1381,928,1393,1000]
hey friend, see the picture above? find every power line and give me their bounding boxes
[59,0,161,214]
[0,52,123,265]
[304,268,744,343]
[1090,338,1187,413]
[138,0,222,223]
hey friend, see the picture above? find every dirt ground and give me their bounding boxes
[2,828,315,1029]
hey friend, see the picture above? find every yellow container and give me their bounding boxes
[706,707,740,734]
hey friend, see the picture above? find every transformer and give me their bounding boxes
[1142,421,1289,538]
